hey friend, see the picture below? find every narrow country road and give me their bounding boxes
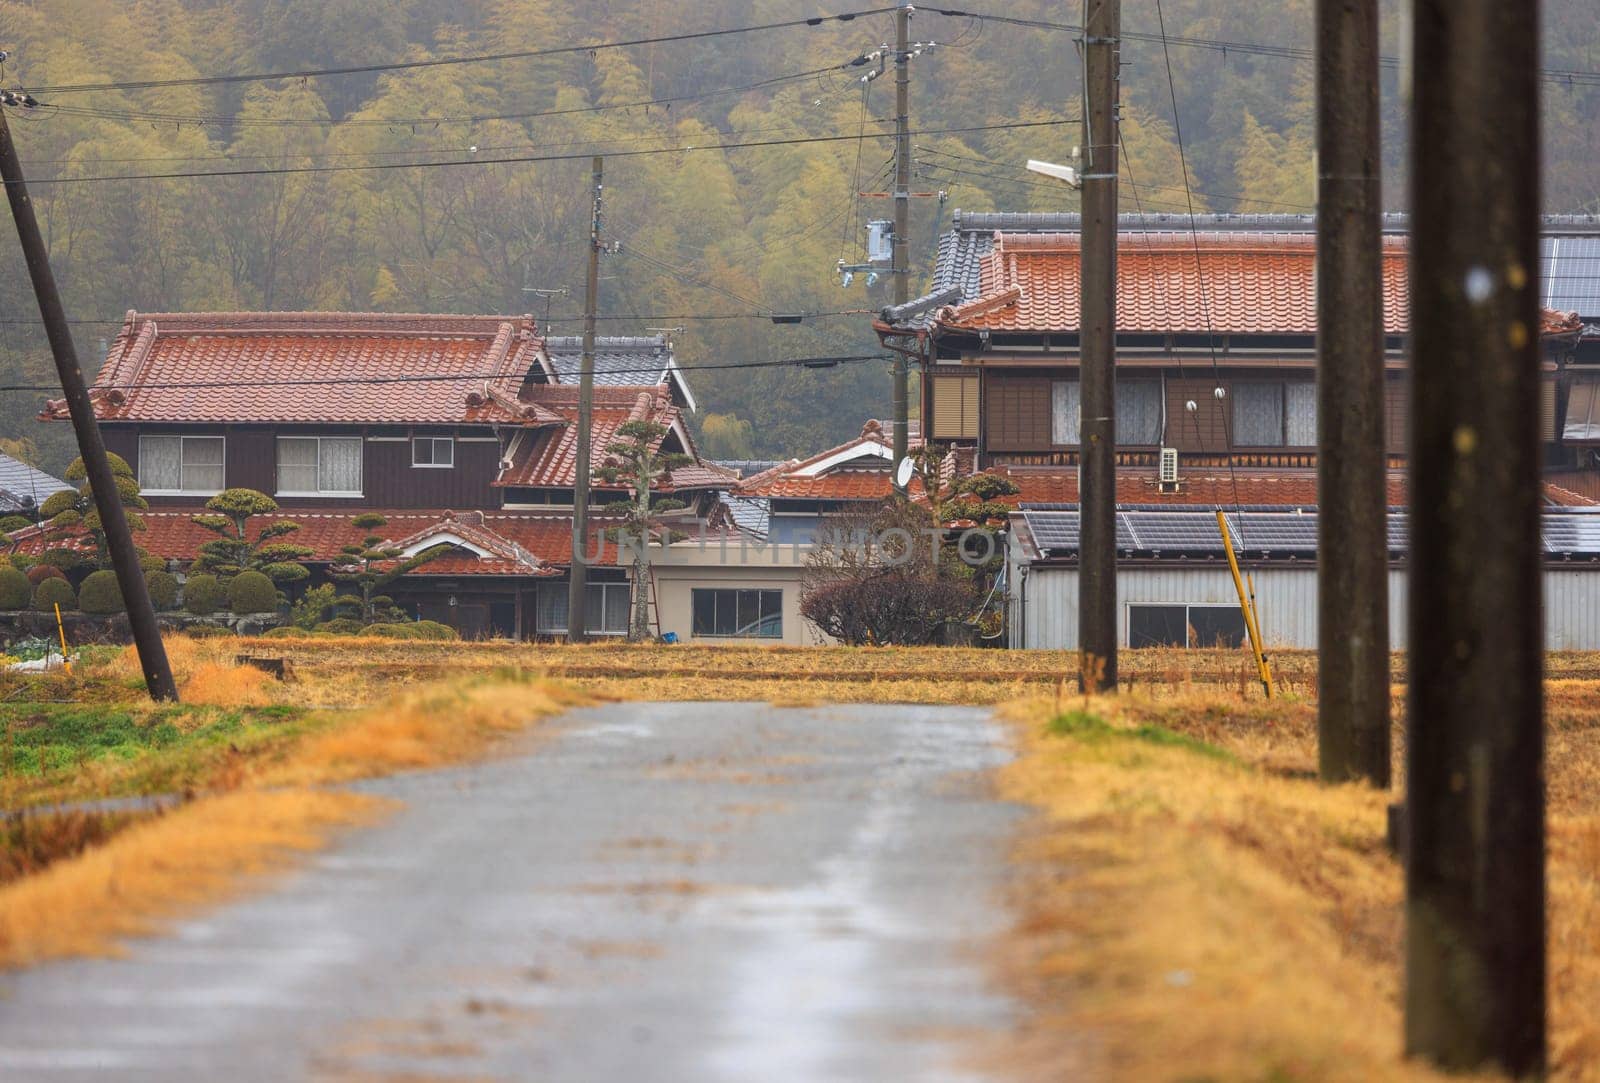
[0,702,1022,1082]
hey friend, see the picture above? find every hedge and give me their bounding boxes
[26,564,66,586]
[0,566,30,610]
[146,570,179,611]
[183,573,224,616]
[32,577,75,612]
[367,620,459,641]
[227,570,279,614]
[78,569,126,614]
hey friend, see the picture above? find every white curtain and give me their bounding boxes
[1285,382,1317,447]
[318,437,363,493]
[536,583,568,633]
[1117,381,1163,445]
[1051,380,1080,445]
[593,583,630,633]
[276,437,318,493]
[182,437,225,492]
[138,436,182,491]
[1233,383,1284,446]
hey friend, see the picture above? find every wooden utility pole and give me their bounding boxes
[0,104,178,702]
[1078,0,1119,692]
[890,1,912,490]
[1406,1,1544,1073]
[1314,0,1388,786]
[567,156,602,643]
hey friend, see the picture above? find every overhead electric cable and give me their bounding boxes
[17,7,904,95]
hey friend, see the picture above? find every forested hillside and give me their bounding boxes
[0,0,1596,468]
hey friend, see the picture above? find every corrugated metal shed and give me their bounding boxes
[0,453,73,515]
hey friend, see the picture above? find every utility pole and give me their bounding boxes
[1314,0,1388,785]
[1078,0,1119,692]
[890,1,912,491]
[1406,1,1544,1074]
[0,104,178,703]
[568,156,602,644]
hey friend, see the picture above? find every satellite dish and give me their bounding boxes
[895,457,916,489]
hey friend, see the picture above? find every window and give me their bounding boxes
[1051,379,1163,445]
[1233,381,1316,447]
[692,588,782,639]
[412,436,454,468]
[534,582,629,635]
[931,374,979,440]
[1128,604,1247,649]
[138,435,224,494]
[277,436,362,496]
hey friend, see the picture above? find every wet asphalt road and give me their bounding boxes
[0,701,1021,1082]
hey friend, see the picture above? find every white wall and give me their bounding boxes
[1011,555,1600,650]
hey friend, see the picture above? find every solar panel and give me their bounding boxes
[1020,507,1600,558]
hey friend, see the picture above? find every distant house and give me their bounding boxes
[877,210,1600,649]
[19,312,737,638]
[737,419,920,543]
[0,453,73,519]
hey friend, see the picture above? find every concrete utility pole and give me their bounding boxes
[568,156,602,643]
[0,105,178,702]
[1078,0,1119,692]
[1314,0,1389,786]
[890,1,912,490]
[1406,1,1544,1074]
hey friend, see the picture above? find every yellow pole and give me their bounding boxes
[53,602,72,676]
[1216,511,1273,698]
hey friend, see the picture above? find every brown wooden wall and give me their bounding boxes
[104,424,507,509]
[977,369,1414,456]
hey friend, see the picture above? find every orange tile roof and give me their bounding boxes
[494,387,730,493]
[936,233,1409,335]
[739,419,920,501]
[9,507,624,573]
[42,312,558,427]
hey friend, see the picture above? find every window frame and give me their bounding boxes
[137,434,226,496]
[533,581,629,636]
[275,435,364,498]
[1127,603,1248,649]
[412,436,455,469]
[691,588,783,640]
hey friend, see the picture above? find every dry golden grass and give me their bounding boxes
[0,788,387,968]
[181,662,277,707]
[997,690,1600,1082]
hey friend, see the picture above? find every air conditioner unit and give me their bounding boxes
[1158,447,1181,490]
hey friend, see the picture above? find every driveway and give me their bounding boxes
[0,701,1021,1082]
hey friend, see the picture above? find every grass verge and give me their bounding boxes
[996,691,1600,1081]
[0,657,591,970]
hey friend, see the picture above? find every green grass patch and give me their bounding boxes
[0,702,320,810]
[1048,708,1237,763]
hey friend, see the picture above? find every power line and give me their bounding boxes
[26,61,860,134]
[0,353,892,395]
[920,7,1600,87]
[3,119,1080,185]
[16,8,904,96]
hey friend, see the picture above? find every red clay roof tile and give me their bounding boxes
[42,312,555,427]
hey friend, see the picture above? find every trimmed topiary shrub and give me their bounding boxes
[9,553,33,572]
[32,577,75,612]
[26,564,66,586]
[183,573,224,616]
[145,570,179,611]
[78,569,126,614]
[411,620,458,641]
[365,622,420,639]
[316,617,366,636]
[0,566,31,609]
[227,570,279,614]
[36,548,86,572]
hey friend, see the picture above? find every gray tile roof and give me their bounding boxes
[0,453,73,515]
[720,493,770,540]
[542,335,697,411]
[927,211,1600,327]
